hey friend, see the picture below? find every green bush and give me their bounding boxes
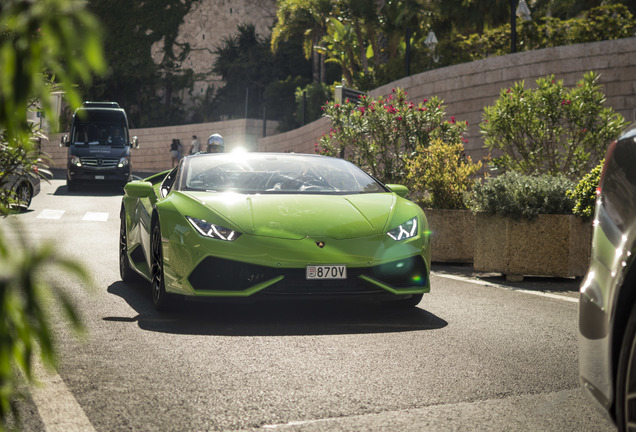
[480,71,625,180]
[405,139,482,210]
[454,4,635,61]
[567,161,603,219]
[317,88,467,184]
[468,172,576,220]
[295,82,332,126]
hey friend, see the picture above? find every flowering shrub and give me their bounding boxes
[316,88,467,184]
[406,139,482,210]
[480,71,625,180]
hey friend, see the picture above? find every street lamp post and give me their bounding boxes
[511,0,532,53]
[510,0,517,53]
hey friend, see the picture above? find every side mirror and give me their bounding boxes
[124,181,154,199]
[60,134,69,147]
[386,184,409,198]
[131,136,139,149]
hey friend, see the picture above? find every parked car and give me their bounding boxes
[120,152,431,311]
[579,126,636,430]
[1,160,46,212]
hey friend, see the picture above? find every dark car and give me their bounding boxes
[579,126,636,430]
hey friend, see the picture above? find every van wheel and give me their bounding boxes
[67,179,76,192]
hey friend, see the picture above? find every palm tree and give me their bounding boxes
[271,0,333,82]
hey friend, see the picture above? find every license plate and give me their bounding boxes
[306,265,347,280]
[95,175,105,180]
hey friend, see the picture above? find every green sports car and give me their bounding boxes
[119,152,431,311]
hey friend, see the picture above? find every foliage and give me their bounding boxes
[79,0,197,128]
[295,82,332,126]
[0,120,51,212]
[480,71,626,180]
[272,2,635,92]
[210,24,315,129]
[0,0,101,425]
[454,4,635,61]
[468,172,576,219]
[405,139,482,210]
[567,160,603,219]
[272,0,433,90]
[317,88,467,184]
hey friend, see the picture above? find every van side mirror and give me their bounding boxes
[60,134,69,147]
[131,136,139,149]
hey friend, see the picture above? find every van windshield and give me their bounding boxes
[71,110,128,147]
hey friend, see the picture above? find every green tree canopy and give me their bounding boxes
[0,0,101,425]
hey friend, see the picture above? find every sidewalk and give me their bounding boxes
[431,262,582,294]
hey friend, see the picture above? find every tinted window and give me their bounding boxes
[71,109,128,146]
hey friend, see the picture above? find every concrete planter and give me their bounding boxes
[473,213,593,281]
[425,209,475,264]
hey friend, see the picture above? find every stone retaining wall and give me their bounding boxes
[43,118,279,173]
[258,38,636,160]
[41,38,636,173]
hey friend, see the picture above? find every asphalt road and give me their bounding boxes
[1,178,617,432]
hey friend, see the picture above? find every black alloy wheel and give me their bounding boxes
[151,222,173,311]
[617,303,636,432]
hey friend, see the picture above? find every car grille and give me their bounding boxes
[188,255,428,295]
[81,157,119,167]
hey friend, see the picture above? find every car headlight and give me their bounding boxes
[70,155,81,167]
[186,216,241,241]
[387,217,418,241]
[118,156,130,167]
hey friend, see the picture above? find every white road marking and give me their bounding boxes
[37,209,65,220]
[433,272,579,303]
[31,359,96,432]
[82,212,109,222]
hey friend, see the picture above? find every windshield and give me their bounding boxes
[179,153,387,194]
[71,110,129,146]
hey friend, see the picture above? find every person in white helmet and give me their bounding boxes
[207,134,224,153]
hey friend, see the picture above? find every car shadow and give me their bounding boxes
[53,184,124,197]
[105,281,448,336]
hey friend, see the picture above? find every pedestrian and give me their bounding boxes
[176,138,183,160]
[207,134,224,153]
[170,138,180,167]
[190,135,201,154]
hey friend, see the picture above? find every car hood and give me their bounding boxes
[183,192,398,240]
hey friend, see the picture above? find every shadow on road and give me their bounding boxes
[51,183,125,197]
[105,281,448,336]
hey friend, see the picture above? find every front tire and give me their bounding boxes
[119,210,138,282]
[150,221,174,311]
[14,181,32,211]
[616,303,636,431]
